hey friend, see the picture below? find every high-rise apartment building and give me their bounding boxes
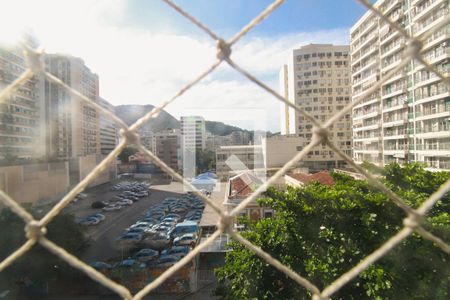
[0,41,45,159]
[280,44,353,171]
[351,0,450,170]
[44,54,100,158]
[180,116,206,151]
[99,98,117,155]
[152,129,180,171]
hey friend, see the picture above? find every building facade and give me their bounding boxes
[351,0,450,170]
[262,134,304,171]
[44,54,100,159]
[280,44,353,171]
[180,116,206,151]
[0,41,45,160]
[99,98,117,155]
[215,145,264,180]
[151,129,181,171]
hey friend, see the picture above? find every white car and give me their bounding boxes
[103,205,122,212]
[134,249,159,262]
[117,200,133,206]
[173,233,197,246]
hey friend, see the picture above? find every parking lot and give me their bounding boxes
[64,177,206,269]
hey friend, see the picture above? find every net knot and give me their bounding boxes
[217,39,232,60]
[403,214,422,229]
[312,126,328,142]
[23,47,45,75]
[119,129,140,145]
[217,213,233,233]
[405,39,423,59]
[25,221,47,240]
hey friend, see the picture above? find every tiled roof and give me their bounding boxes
[228,172,262,199]
[289,171,335,186]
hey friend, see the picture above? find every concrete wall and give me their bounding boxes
[0,155,117,206]
[262,134,302,169]
[0,162,69,205]
[78,154,116,187]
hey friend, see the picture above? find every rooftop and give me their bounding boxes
[228,172,263,199]
[288,171,335,186]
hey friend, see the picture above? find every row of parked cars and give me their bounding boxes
[93,181,151,212]
[79,213,106,226]
[91,193,206,270]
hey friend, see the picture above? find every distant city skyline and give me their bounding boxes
[0,0,368,131]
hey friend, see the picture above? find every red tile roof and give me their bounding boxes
[289,171,334,186]
[229,172,262,199]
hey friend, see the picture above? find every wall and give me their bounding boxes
[0,161,70,205]
[262,134,302,169]
[0,154,117,206]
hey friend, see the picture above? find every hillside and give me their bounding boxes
[205,120,252,136]
[115,105,253,136]
[115,104,179,132]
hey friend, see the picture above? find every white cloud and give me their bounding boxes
[0,0,350,132]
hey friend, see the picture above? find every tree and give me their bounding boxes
[118,146,138,163]
[0,209,89,297]
[216,163,450,299]
[196,149,216,173]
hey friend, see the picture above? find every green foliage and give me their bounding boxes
[205,121,251,136]
[0,208,88,293]
[196,149,216,173]
[118,146,138,163]
[216,163,450,299]
[361,160,385,175]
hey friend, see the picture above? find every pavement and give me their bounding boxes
[62,177,187,263]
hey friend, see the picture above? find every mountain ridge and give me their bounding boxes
[114,104,250,136]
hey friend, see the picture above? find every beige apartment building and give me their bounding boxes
[151,129,181,171]
[99,98,117,155]
[0,40,46,160]
[280,44,353,171]
[351,0,450,170]
[44,54,101,158]
[216,145,264,180]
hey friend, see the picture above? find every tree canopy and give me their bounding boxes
[216,163,450,299]
[0,208,88,297]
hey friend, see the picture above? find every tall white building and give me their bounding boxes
[0,38,46,159]
[44,54,100,158]
[99,98,117,155]
[280,44,353,171]
[351,0,450,170]
[180,116,206,151]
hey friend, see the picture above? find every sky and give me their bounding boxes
[0,0,368,132]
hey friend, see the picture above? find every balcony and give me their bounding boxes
[412,0,446,22]
[353,108,380,121]
[383,102,407,113]
[415,107,450,121]
[353,123,380,132]
[381,86,407,99]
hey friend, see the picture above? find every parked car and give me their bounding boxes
[173,233,197,246]
[141,233,171,249]
[134,249,159,262]
[89,213,105,221]
[80,218,100,226]
[103,205,122,212]
[89,261,112,270]
[91,201,105,209]
[161,246,190,258]
[114,259,137,268]
[146,255,179,268]
[126,227,148,235]
[117,200,133,206]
